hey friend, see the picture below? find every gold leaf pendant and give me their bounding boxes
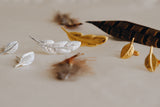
[61,27,108,47]
[145,46,160,72]
[120,38,139,59]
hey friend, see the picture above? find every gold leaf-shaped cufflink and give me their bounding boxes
[120,38,139,59]
[61,27,108,47]
[144,46,160,72]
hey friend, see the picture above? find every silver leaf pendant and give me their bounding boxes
[15,51,35,68]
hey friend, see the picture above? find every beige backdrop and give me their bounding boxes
[0,0,160,107]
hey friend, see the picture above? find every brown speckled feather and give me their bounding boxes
[86,20,160,48]
[52,53,90,80]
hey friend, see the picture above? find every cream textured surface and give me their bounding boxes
[0,0,160,107]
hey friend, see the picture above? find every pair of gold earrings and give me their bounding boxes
[120,38,160,72]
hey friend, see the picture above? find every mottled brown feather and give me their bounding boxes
[87,20,160,48]
[54,12,82,28]
[52,53,90,80]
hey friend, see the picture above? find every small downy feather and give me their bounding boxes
[52,53,91,80]
[54,12,82,28]
[30,36,81,54]
[15,51,35,68]
[0,41,19,55]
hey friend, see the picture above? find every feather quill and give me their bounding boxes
[52,53,90,80]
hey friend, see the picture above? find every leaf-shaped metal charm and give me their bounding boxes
[15,51,35,68]
[55,41,81,54]
[40,41,55,54]
[0,41,19,55]
[145,46,160,72]
[30,36,81,54]
[30,36,55,44]
[37,40,55,54]
[55,48,71,54]
[52,41,68,48]
[120,38,139,59]
[65,41,81,51]
[30,36,55,54]
[61,27,108,47]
